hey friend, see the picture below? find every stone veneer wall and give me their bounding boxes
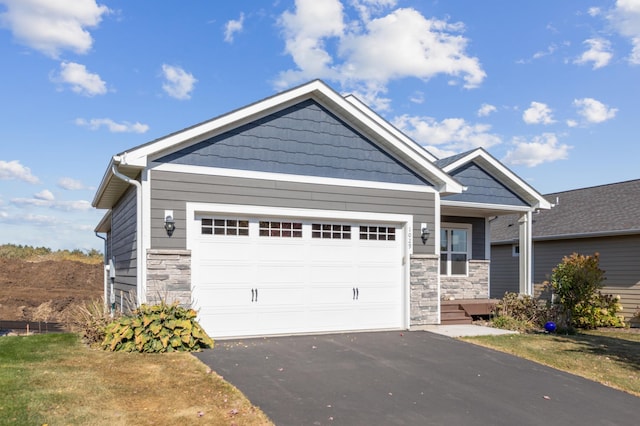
[146,249,192,306]
[441,259,489,300]
[410,254,439,326]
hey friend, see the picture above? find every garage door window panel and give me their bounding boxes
[201,218,249,236]
[259,221,303,238]
[359,226,396,241]
[312,223,351,239]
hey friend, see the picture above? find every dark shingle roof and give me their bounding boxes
[491,179,640,243]
[434,150,475,169]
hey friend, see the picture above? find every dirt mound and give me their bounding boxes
[0,258,103,322]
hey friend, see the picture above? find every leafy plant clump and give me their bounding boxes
[550,252,624,329]
[102,301,214,353]
[572,292,625,329]
[491,292,555,332]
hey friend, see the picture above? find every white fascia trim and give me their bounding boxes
[118,81,330,167]
[118,80,461,194]
[344,94,438,163]
[441,199,534,213]
[153,163,438,194]
[442,150,551,210]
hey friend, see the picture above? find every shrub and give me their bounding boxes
[102,301,214,353]
[66,298,114,346]
[491,292,555,332]
[572,292,625,329]
[549,253,608,329]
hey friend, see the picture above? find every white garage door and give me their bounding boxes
[190,209,408,339]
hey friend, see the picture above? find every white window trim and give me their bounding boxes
[440,222,472,277]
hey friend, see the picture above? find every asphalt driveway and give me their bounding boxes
[195,331,638,425]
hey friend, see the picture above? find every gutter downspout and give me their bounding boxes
[94,232,108,311]
[111,162,145,306]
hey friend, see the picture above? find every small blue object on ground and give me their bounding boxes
[545,321,557,332]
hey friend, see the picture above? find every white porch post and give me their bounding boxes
[518,211,533,295]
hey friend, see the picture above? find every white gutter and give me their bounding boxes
[111,161,145,305]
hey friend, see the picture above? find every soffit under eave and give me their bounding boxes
[92,165,142,209]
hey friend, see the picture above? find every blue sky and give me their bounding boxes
[1,0,639,251]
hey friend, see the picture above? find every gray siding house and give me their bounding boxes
[93,80,550,338]
[490,179,640,321]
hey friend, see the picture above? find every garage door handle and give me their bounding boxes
[255,288,258,302]
[353,287,359,300]
[251,288,255,302]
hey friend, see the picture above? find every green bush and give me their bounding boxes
[550,252,613,329]
[572,292,625,329]
[102,301,214,353]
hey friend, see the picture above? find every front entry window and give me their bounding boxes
[440,226,471,276]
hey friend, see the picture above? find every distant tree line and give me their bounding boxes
[0,244,103,263]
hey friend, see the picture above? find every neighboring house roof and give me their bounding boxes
[491,179,640,243]
[92,79,463,209]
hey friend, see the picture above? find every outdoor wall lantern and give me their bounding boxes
[164,210,175,236]
[420,223,430,245]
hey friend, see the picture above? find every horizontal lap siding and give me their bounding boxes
[110,186,137,308]
[532,236,640,321]
[532,236,640,287]
[490,244,519,298]
[149,170,435,253]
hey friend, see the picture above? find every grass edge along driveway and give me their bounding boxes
[0,333,273,426]
[463,329,640,397]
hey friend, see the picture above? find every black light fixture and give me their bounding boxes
[420,223,431,245]
[164,214,176,236]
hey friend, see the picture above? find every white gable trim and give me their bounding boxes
[343,94,438,163]
[152,163,439,194]
[441,149,551,210]
[115,80,462,194]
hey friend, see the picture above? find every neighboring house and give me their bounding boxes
[490,179,640,321]
[92,80,550,338]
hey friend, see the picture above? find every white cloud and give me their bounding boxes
[477,103,496,117]
[574,38,613,69]
[58,177,91,191]
[52,61,107,96]
[0,160,39,183]
[34,189,55,201]
[75,118,149,133]
[608,0,640,64]
[522,101,555,125]
[393,114,501,158]
[161,64,197,100]
[588,7,602,17]
[224,12,245,43]
[23,214,59,226]
[409,91,424,104]
[12,195,92,212]
[502,133,571,167]
[351,0,398,22]
[573,97,618,123]
[0,0,110,58]
[276,1,485,110]
[566,119,578,127]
